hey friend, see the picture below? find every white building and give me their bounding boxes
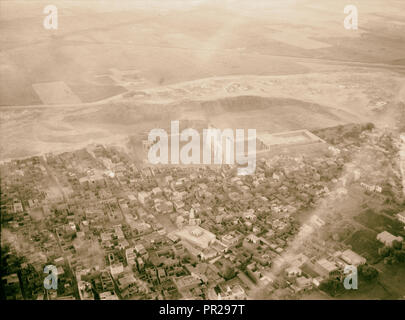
[285,266,302,277]
[99,291,119,300]
[396,212,405,224]
[208,284,247,300]
[110,263,124,277]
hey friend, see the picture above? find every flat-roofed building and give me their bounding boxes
[211,284,247,300]
[138,191,150,205]
[134,244,147,255]
[285,266,302,277]
[258,129,325,148]
[396,212,405,224]
[110,263,124,277]
[256,129,328,157]
[125,248,136,265]
[221,231,244,248]
[377,231,403,247]
[315,258,339,277]
[99,291,119,300]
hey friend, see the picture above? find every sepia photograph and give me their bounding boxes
[0,0,404,309]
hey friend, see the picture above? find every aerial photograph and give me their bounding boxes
[1,0,405,304]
